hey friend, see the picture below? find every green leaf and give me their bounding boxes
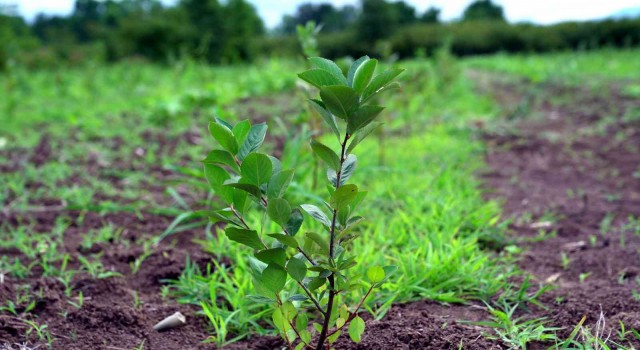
[268,169,294,199]
[366,266,385,283]
[330,184,358,211]
[347,105,384,135]
[203,164,233,203]
[347,122,382,154]
[310,139,340,171]
[209,121,238,154]
[305,232,329,254]
[380,266,398,283]
[298,69,345,88]
[309,100,340,141]
[347,56,369,87]
[307,276,326,291]
[215,117,233,130]
[267,233,299,248]
[262,263,287,294]
[268,155,282,174]
[320,86,359,119]
[255,248,287,267]
[268,198,292,227]
[300,204,331,227]
[232,120,251,146]
[286,257,307,282]
[286,208,304,236]
[272,308,287,333]
[241,153,273,186]
[362,68,405,102]
[225,227,264,250]
[308,57,347,84]
[327,154,357,187]
[348,316,365,343]
[226,183,261,199]
[296,313,309,334]
[352,59,377,94]
[238,123,267,161]
[202,150,240,172]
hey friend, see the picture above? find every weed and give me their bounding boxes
[22,320,53,348]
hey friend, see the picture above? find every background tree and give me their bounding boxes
[356,0,397,44]
[462,0,505,21]
[420,6,441,24]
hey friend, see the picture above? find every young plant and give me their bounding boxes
[202,56,403,349]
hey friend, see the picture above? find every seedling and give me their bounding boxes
[203,56,403,349]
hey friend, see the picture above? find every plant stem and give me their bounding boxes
[315,133,349,350]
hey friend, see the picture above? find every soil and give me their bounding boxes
[480,74,640,347]
[2,73,639,349]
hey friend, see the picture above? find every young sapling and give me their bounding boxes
[203,56,403,349]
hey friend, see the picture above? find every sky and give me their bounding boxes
[2,0,639,27]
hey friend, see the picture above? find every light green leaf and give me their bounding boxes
[267,233,299,248]
[202,149,239,172]
[255,248,287,267]
[300,204,331,227]
[366,266,385,283]
[327,154,357,187]
[352,59,377,94]
[362,68,405,102]
[320,85,359,119]
[330,184,358,210]
[268,169,294,199]
[225,227,264,250]
[305,232,329,254]
[232,120,251,146]
[262,263,287,294]
[209,121,238,154]
[268,198,292,227]
[226,182,261,199]
[347,105,384,134]
[348,316,365,343]
[347,122,383,154]
[310,139,340,171]
[309,100,340,141]
[347,56,369,87]
[308,57,347,84]
[298,69,345,88]
[286,257,307,282]
[238,123,267,161]
[241,153,273,186]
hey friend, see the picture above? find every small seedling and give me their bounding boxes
[202,56,403,349]
[579,272,591,283]
[560,252,571,270]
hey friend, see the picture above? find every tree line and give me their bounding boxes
[1,0,638,70]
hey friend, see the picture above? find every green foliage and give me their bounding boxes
[462,0,505,22]
[203,56,403,349]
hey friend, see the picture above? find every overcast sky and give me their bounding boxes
[2,0,639,27]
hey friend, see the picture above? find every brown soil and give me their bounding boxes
[481,74,640,347]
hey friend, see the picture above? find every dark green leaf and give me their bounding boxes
[308,57,347,84]
[203,164,233,203]
[232,120,251,146]
[288,294,308,302]
[286,257,307,282]
[226,183,261,199]
[209,122,238,154]
[362,68,405,102]
[327,154,357,187]
[298,69,345,88]
[330,184,358,211]
[310,139,340,171]
[305,232,329,254]
[238,123,267,161]
[255,248,287,267]
[300,204,331,227]
[202,149,239,172]
[347,122,383,154]
[307,276,326,291]
[241,152,273,186]
[268,198,292,227]
[225,227,264,250]
[262,263,287,293]
[320,86,359,119]
[309,100,340,141]
[268,169,294,199]
[348,316,365,343]
[352,59,377,94]
[267,233,299,248]
[347,56,369,87]
[347,105,384,134]
[296,313,309,332]
[286,208,304,236]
